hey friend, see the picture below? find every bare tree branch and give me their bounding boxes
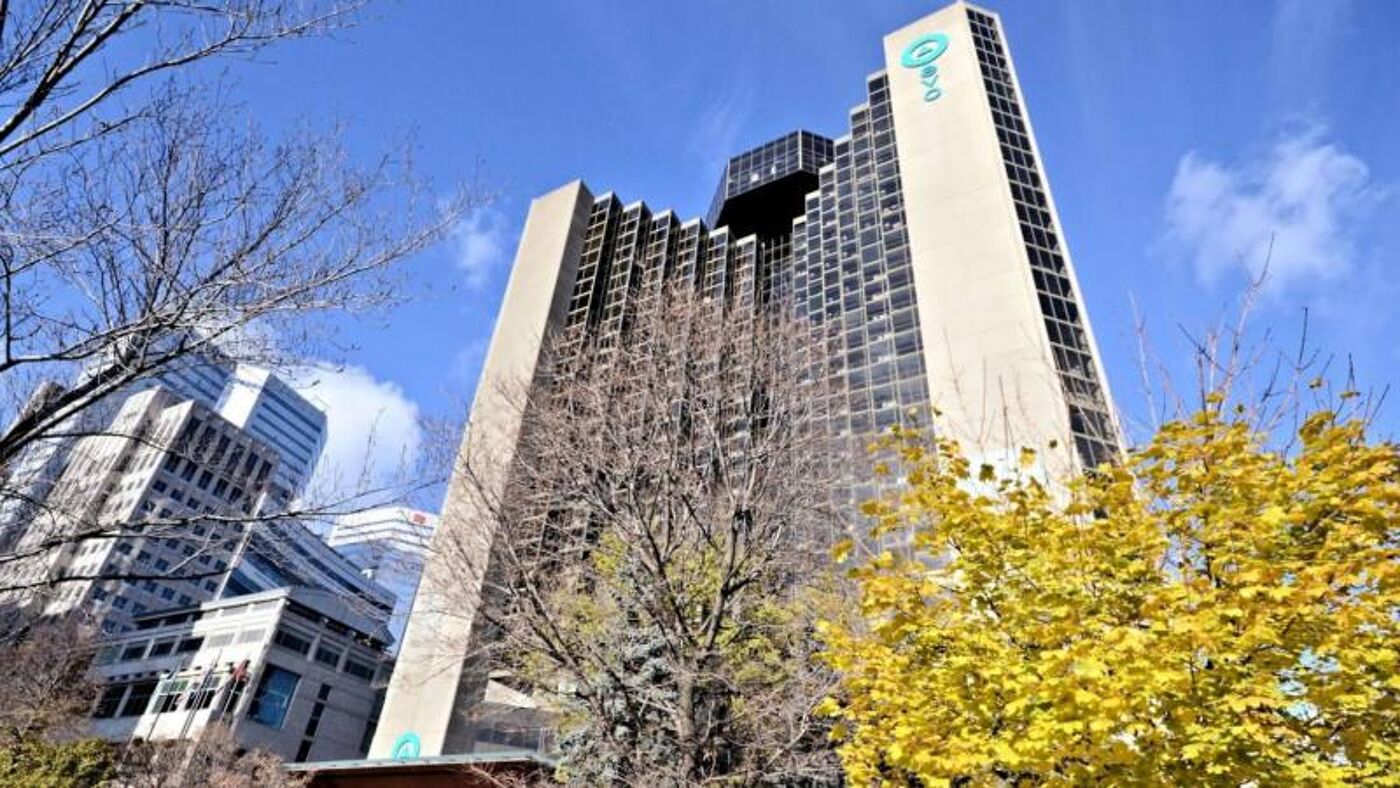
[435,289,846,785]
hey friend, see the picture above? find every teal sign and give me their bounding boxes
[901,33,950,102]
[390,732,421,760]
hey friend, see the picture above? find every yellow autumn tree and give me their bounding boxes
[818,398,1399,786]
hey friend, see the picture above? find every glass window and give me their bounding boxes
[343,659,376,681]
[186,672,221,711]
[151,678,188,713]
[119,641,147,661]
[313,645,342,669]
[119,680,158,717]
[273,628,312,656]
[247,665,301,728]
[92,683,126,718]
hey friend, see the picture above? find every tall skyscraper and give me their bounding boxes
[374,1,1120,758]
[0,387,284,631]
[0,382,77,553]
[0,351,328,560]
[217,365,328,506]
[0,351,238,556]
[0,360,334,632]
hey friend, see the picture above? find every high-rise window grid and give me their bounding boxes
[597,203,650,348]
[706,131,835,226]
[794,75,930,505]
[0,389,281,632]
[701,230,733,302]
[561,196,623,360]
[968,8,1118,468]
[541,14,1115,510]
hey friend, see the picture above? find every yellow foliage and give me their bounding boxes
[817,405,1400,786]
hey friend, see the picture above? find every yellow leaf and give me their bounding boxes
[832,539,854,563]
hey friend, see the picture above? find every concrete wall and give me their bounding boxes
[369,181,593,758]
[882,2,1087,478]
[91,593,384,763]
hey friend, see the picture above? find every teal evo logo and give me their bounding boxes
[900,33,950,102]
[391,732,421,760]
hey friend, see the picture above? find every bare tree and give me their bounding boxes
[117,722,306,788]
[0,1,472,606]
[439,290,846,786]
[0,616,100,744]
[1129,256,1389,449]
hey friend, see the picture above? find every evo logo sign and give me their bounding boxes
[900,33,950,103]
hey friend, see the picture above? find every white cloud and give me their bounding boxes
[452,209,511,290]
[688,86,754,181]
[292,364,423,500]
[1164,129,1378,293]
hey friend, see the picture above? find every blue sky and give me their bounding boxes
[225,1,1400,494]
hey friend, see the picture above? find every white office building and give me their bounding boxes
[326,507,437,651]
[217,365,328,506]
[0,388,283,631]
[90,587,393,763]
[0,364,341,634]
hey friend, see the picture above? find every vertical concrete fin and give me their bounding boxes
[369,181,592,758]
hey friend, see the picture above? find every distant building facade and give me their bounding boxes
[0,353,328,569]
[89,587,393,763]
[217,365,328,506]
[223,517,397,633]
[0,382,79,553]
[0,387,283,631]
[326,507,437,651]
[0,357,341,633]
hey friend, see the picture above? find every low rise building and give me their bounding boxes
[90,587,393,763]
[222,517,397,631]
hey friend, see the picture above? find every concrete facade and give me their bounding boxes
[89,587,392,763]
[0,388,282,631]
[374,1,1121,759]
[881,3,1118,478]
[368,182,592,758]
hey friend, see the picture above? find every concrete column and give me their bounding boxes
[370,181,592,758]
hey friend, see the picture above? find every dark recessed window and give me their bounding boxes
[273,628,312,656]
[92,684,126,718]
[119,680,158,717]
